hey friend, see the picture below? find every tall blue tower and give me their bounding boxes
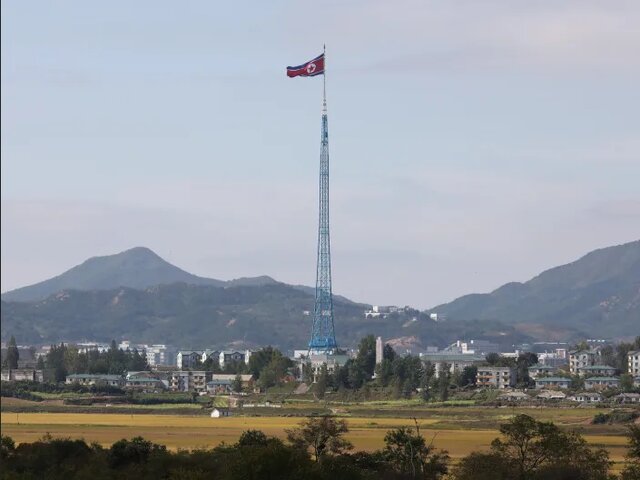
[309,71,337,353]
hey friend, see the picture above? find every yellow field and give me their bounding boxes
[0,412,631,470]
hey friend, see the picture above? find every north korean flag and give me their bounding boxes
[286,53,325,78]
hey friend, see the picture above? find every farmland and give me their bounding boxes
[1,406,635,471]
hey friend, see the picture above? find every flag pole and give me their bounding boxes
[323,44,327,114]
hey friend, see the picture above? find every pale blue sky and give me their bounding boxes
[2,1,639,307]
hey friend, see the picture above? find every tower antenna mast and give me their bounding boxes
[309,44,337,353]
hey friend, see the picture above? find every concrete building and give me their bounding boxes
[176,351,203,369]
[168,370,212,393]
[628,351,640,376]
[576,365,617,377]
[144,345,173,367]
[528,364,558,379]
[613,393,640,404]
[584,376,620,390]
[65,374,123,387]
[535,377,571,390]
[1,369,44,382]
[124,371,166,392]
[476,366,516,389]
[568,349,599,374]
[219,350,246,368]
[447,340,500,355]
[420,353,485,378]
[307,353,349,382]
[569,392,603,404]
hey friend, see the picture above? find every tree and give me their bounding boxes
[620,373,634,392]
[232,373,243,393]
[383,421,449,479]
[621,425,640,480]
[489,414,611,480]
[515,352,538,386]
[355,335,377,379]
[457,366,477,387]
[237,429,269,447]
[286,416,352,462]
[315,364,329,399]
[4,336,19,369]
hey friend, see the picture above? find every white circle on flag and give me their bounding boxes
[306,63,317,74]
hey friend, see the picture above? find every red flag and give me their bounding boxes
[287,53,325,78]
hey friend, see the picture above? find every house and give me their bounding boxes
[176,351,203,369]
[584,376,620,390]
[219,350,246,368]
[498,391,530,402]
[207,378,233,394]
[613,393,640,404]
[528,364,558,380]
[419,353,485,379]
[168,370,212,393]
[535,377,571,390]
[476,366,516,389]
[201,350,220,364]
[628,351,640,376]
[211,407,231,418]
[576,365,617,377]
[568,349,599,375]
[206,374,254,394]
[1,369,44,382]
[569,392,603,404]
[634,376,640,388]
[65,374,123,387]
[124,371,165,392]
[307,353,350,382]
[537,390,566,400]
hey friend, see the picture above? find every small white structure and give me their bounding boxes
[211,408,231,418]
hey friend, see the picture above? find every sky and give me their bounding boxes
[2,1,639,308]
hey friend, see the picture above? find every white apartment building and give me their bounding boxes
[628,351,640,376]
[420,353,485,378]
[476,366,516,389]
[568,349,599,375]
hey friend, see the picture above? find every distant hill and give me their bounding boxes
[1,247,277,302]
[0,283,528,350]
[431,240,640,337]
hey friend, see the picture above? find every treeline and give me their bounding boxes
[42,340,148,382]
[2,415,638,479]
[307,335,538,401]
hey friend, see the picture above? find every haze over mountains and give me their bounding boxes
[1,240,638,349]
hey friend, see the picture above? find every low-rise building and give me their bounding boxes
[306,353,349,382]
[569,349,599,375]
[535,377,571,390]
[420,353,485,378]
[634,376,640,388]
[628,351,640,376]
[476,366,516,389]
[168,370,212,393]
[124,371,165,392]
[65,374,123,387]
[569,392,603,404]
[498,391,530,402]
[219,350,247,368]
[584,376,620,390]
[1,369,44,382]
[576,365,617,377]
[537,390,566,400]
[528,364,558,379]
[613,393,640,404]
[206,374,254,394]
[176,351,203,370]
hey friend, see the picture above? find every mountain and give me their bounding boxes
[431,240,640,336]
[0,283,528,350]
[1,247,277,302]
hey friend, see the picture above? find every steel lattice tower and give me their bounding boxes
[308,81,337,353]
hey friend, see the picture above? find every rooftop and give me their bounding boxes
[536,377,572,382]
